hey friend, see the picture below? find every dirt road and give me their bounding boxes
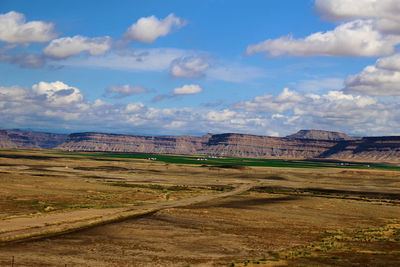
[0,181,258,245]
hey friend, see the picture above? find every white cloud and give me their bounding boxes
[247,20,400,57]
[32,81,83,106]
[377,53,400,71]
[125,102,146,113]
[0,11,57,43]
[0,85,29,100]
[0,83,399,137]
[172,84,203,95]
[170,56,209,78]
[315,0,400,34]
[103,84,148,99]
[59,48,189,71]
[315,0,400,21]
[44,35,112,59]
[276,87,304,102]
[233,88,304,113]
[345,65,400,96]
[232,87,391,135]
[123,13,186,43]
[153,83,204,102]
[341,51,400,96]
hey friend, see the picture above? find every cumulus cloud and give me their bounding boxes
[32,81,83,106]
[246,19,400,57]
[233,88,304,113]
[315,0,400,34]
[103,84,148,99]
[123,13,186,43]
[0,85,29,100]
[0,81,88,131]
[232,87,391,135]
[247,0,400,58]
[0,11,57,43]
[345,65,400,96]
[0,84,263,134]
[233,88,376,117]
[152,84,203,102]
[0,82,399,136]
[377,53,400,71]
[342,51,400,96]
[315,0,400,21]
[170,56,209,78]
[44,35,112,59]
[172,84,203,95]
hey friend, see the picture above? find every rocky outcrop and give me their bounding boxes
[58,132,400,162]
[58,132,211,154]
[319,136,400,162]
[198,133,336,159]
[58,132,337,159]
[0,128,399,162]
[0,129,67,149]
[286,129,358,141]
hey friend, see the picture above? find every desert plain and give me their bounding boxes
[0,150,399,266]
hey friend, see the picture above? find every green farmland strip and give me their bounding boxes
[51,152,400,171]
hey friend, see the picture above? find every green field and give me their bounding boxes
[53,151,400,171]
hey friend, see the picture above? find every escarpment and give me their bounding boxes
[0,129,67,149]
[0,128,399,162]
[198,133,337,159]
[319,136,400,162]
[58,132,210,154]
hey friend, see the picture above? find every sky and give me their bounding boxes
[0,0,400,137]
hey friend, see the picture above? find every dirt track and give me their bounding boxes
[0,181,258,245]
[1,151,400,266]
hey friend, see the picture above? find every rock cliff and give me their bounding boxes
[0,129,67,149]
[56,132,340,159]
[0,128,399,162]
[286,129,358,141]
[198,133,336,159]
[318,136,400,162]
[58,132,210,154]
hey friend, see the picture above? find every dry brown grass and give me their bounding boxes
[0,149,399,266]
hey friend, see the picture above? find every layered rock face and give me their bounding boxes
[286,129,358,141]
[198,133,336,159]
[0,129,67,149]
[58,132,337,159]
[319,136,400,162]
[1,128,399,162]
[58,132,211,154]
[58,132,400,162]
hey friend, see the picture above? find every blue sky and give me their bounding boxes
[1,0,400,136]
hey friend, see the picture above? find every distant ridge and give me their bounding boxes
[0,129,67,149]
[0,128,399,163]
[286,129,358,141]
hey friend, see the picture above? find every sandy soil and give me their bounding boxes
[0,150,399,266]
[1,192,399,266]
[0,182,257,244]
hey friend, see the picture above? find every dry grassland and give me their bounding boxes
[0,149,399,266]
